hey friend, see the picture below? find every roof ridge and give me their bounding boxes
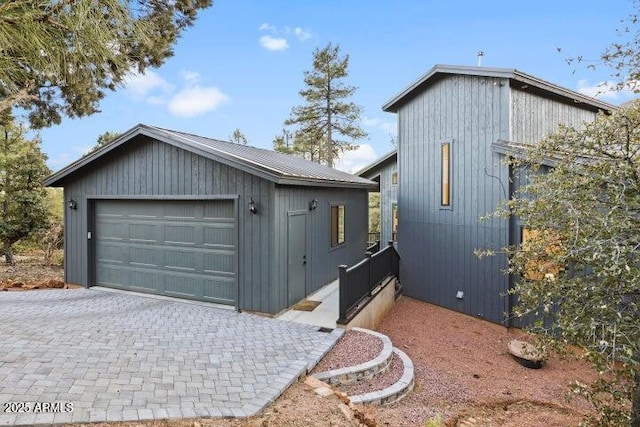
[45,124,377,189]
[383,64,618,113]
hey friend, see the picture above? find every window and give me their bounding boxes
[391,171,398,185]
[391,203,398,242]
[441,143,451,206]
[331,205,345,247]
[521,227,563,280]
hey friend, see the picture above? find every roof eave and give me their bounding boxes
[356,149,397,177]
[511,71,617,112]
[382,64,516,112]
[44,124,149,186]
[276,176,377,189]
[44,124,375,190]
[382,64,617,114]
[44,124,287,187]
[491,140,557,168]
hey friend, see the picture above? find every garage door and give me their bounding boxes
[94,199,236,305]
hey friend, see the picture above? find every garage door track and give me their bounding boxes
[0,289,342,425]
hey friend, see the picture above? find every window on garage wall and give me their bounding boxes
[331,204,345,247]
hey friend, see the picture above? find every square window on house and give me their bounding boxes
[441,143,451,206]
[391,171,398,185]
[331,205,345,247]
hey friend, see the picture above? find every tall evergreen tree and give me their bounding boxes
[229,128,249,145]
[0,119,50,264]
[273,129,294,155]
[282,43,367,167]
[0,0,212,128]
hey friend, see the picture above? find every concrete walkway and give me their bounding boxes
[277,280,339,329]
[0,289,342,426]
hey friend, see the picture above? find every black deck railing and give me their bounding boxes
[367,232,380,246]
[366,240,380,253]
[338,241,400,324]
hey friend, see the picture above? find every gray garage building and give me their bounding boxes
[45,124,375,314]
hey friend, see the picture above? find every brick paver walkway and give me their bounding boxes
[0,289,342,425]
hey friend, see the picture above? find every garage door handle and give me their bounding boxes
[302,255,306,265]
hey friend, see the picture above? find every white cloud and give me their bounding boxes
[48,152,76,171]
[257,23,311,50]
[123,69,229,117]
[294,27,312,42]
[334,144,379,174]
[258,22,276,33]
[146,96,166,106]
[124,70,172,98]
[167,86,228,118]
[48,145,94,170]
[181,70,201,85]
[576,79,636,102]
[259,35,289,51]
[363,117,397,135]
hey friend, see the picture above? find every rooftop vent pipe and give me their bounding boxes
[477,51,484,67]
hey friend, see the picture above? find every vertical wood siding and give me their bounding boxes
[395,75,602,324]
[271,186,368,312]
[397,74,511,323]
[62,136,277,313]
[361,161,398,245]
[510,88,598,143]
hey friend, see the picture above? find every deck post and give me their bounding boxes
[338,264,348,323]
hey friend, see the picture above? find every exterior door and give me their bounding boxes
[287,212,307,306]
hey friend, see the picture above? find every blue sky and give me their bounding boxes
[37,0,636,173]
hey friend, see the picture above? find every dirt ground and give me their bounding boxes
[3,258,600,426]
[0,255,67,290]
[368,297,597,426]
[69,380,368,427]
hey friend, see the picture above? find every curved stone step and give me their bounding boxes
[312,327,393,386]
[348,347,414,405]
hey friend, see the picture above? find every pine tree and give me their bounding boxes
[0,119,50,264]
[0,0,212,128]
[229,129,249,145]
[273,130,293,155]
[283,43,367,167]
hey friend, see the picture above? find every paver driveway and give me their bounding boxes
[0,289,342,426]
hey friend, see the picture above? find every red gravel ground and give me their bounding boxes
[363,296,598,426]
[313,329,384,373]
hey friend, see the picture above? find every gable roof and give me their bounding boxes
[382,64,617,113]
[356,149,397,178]
[44,124,377,189]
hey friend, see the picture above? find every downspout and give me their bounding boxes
[506,161,516,328]
[235,196,241,312]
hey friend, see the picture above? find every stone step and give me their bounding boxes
[312,327,393,386]
[312,327,415,405]
[348,347,414,405]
